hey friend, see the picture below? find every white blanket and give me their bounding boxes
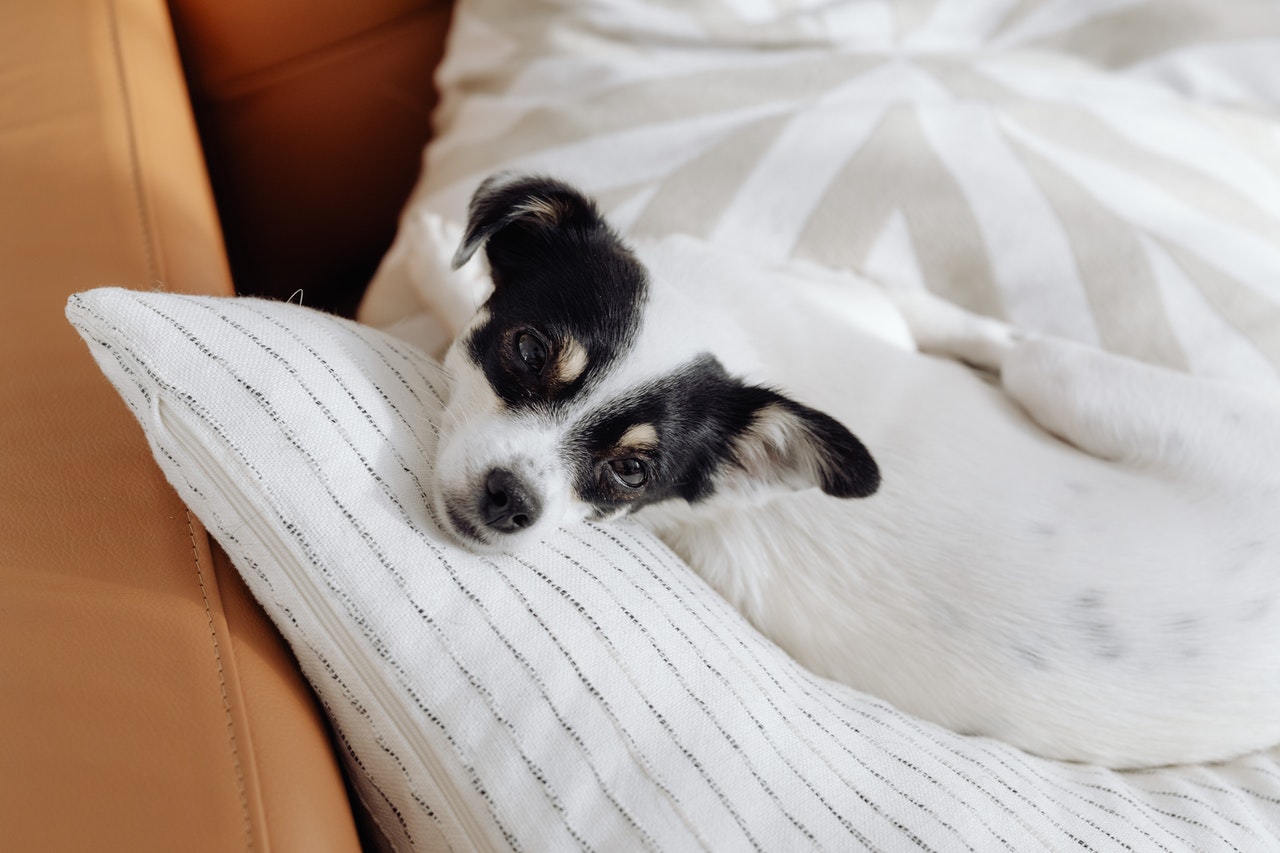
[364,0,1280,387]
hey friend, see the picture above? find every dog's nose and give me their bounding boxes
[479,468,541,534]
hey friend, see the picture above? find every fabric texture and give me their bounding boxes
[69,288,1280,851]
[363,0,1280,388]
[346,0,1280,847]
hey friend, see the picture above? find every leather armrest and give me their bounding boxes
[0,0,360,849]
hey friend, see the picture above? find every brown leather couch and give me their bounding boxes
[1,1,451,849]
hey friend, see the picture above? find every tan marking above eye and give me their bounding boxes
[618,423,658,450]
[553,337,589,384]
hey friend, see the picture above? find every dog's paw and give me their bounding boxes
[886,288,1021,373]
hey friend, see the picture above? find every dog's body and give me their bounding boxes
[410,174,1280,768]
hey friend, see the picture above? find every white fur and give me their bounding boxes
[416,223,1280,769]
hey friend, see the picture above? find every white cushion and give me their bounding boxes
[69,287,1280,850]
[365,0,1280,387]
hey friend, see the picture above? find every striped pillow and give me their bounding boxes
[68,288,1280,851]
[365,0,1280,387]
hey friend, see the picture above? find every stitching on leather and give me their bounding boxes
[186,510,256,852]
[106,0,161,289]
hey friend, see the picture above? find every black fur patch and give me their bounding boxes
[566,354,879,514]
[456,174,648,411]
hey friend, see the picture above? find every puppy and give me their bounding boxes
[421,173,1280,769]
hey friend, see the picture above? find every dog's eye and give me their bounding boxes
[608,458,648,488]
[516,331,548,374]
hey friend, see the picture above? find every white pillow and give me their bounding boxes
[364,0,1280,387]
[69,287,1280,851]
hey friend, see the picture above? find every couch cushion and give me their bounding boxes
[168,0,455,315]
[0,0,359,849]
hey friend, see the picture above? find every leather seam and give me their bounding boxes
[105,0,161,289]
[186,510,256,852]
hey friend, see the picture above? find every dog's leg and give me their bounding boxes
[1001,338,1280,480]
[889,288,1280,478]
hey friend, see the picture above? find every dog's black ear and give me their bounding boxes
[451,172,609,271]
[727,390,879,499]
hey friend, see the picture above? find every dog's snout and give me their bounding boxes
[480,468,542,534]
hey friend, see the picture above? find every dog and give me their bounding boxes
[412,173,1280,769]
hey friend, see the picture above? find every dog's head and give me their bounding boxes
[432,173,879,551]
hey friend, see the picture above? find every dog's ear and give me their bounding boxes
[451,172,609,271]
[726,390,879,499]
